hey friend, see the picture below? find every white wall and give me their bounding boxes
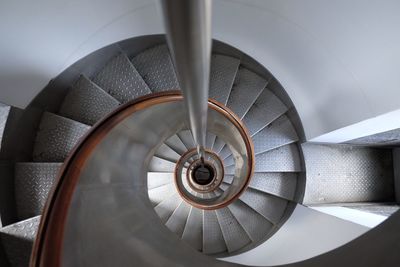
[1,0,400,140]
[221,204,369,266]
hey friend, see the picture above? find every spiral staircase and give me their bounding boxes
[0,36,307,266]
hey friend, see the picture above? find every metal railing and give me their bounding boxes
[160,0,212,160]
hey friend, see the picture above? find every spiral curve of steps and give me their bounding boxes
[0,41,305,266]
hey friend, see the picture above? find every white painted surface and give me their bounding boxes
[1,0,400,140]
[311,206,387,228]
[221,205,368,266]
[311,109,400,143]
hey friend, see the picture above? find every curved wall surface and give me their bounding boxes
[1,0,400,140]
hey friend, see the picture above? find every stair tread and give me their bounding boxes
[228,200,274,242]
[226,67,267,119]
[165,201,191,238]
[248,172,298,201]
[239,187,288,224]
[242,89,288,136]
[154,143,181,163]
[164,135,188,155]
[92,53,151,103]
[215,207,251,253]
[131,45,179,92]
[15,162,62,220]
[59,75,120,125]
[0,216,40,267]
[209,54,240,105]
[32,112,90,162]
[253,115,299,155]
[254,143,302,172]
[203,210,227,254]
[147,172,174,190]
[211,137,226,154]
[182,207,203,251]
[154,194,182,224]
[148,183,176,206]
[148,156,176,172]
[177,130,195,150]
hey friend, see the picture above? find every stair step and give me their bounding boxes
[242,89,288,136]
[226,67,267,119]
[223,175,234,184]
[165,201,191,237]
[211,137,225,154]
[239,188,288,224]
[148,156,176,172]
[154,143,181,163]
[15,163,62,220]
[254,144,302,172]
[203,210,227,254]
[154,194,181,223]
[177,130,195,150]
[215,207,251,253]
[92,53,151,103]
[219,145,232,161]
[131,45,179,92]
[32,112,90,162]
[147,172,174,190]
[182,207,203,251]
[253,115,299,155]
[59,75,120,125]
[205,132,217,150]
[224,155,235,167]
[228,200,273,243]
[148,183,176,206]
[209,54,240,105]
[0,216,40,267]
[164,135,188,155]
[248,172,298,200]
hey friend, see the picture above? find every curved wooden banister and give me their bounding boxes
[30,91,254,267]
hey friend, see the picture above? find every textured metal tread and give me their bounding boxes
[302,143,394,204]
[59,75,120,125]
[215,207,251,253]
[206,132,217,149]
[182,207,203,251]
[148,156,176,172]
[92,52,151,103]
[164,135,188,155]
[154,194,182,224]
[208,54,240,105]
[228,200,274,242]
[147,172,174,190]
[223,175,234,184]
[211,136,226,154]
[242,89,288,136]
[219,145,232,160]
[32,112,90,162]
[154,143,181,163]
[148,183,176,206]
[203,210,227,254]
[0,216,40,267]
[165,201,191,237]
[226,67,267,119]
[248,172,298,200]
[177,130,195,150]
[254,143,302,172]
[253,114,299,155]
[15,162,62,220]
[239,188,288,224]
[224,155,235,167]
[131,44,179,92]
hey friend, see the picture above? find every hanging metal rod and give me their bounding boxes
[160,0,212,160]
